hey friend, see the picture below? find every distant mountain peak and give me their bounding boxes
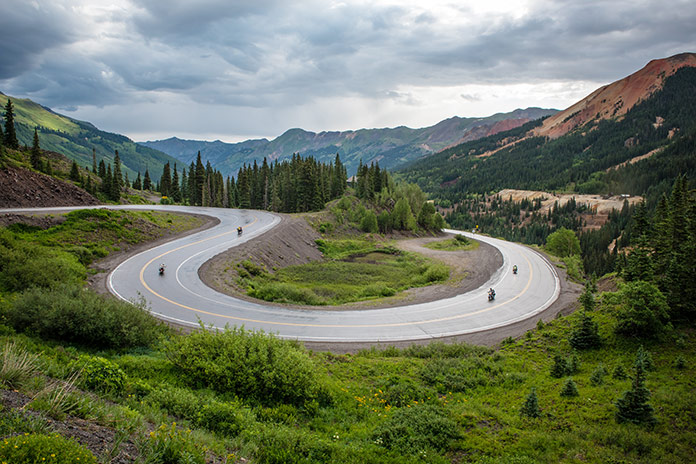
[534,52,696,139]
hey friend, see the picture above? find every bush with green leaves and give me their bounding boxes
[252,423,333,464]
[140,423,205,464]
[614,281,671,339]
[145,386,202,419]
[545,227,581,257]
[0,433,97,464]
[7,285,168,349]
[197,399,254,437]
[373,403,458,455]
[72,355,126,394]
[165,326,323,407]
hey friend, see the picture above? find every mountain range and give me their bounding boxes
[139,107,557,177]
[398,52,696,201]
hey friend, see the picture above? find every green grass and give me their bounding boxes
[423,236,480,251]
[245,238,450,305]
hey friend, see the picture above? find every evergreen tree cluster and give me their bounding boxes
[354,162,445,232]
[619,175,696,322]
[97,151,125,202]
[149,152,347,213]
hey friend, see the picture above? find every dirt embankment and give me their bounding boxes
[0,166,100,208]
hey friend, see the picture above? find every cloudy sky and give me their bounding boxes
[1,0,695,143]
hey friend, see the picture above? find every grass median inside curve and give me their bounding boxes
[239,238,450,305]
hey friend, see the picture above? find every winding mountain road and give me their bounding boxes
[2,205,560,342]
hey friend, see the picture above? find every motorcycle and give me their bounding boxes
[513,265,518,275]
[237,226,243,236]
[488,289,496,301]
[158,265,165,276]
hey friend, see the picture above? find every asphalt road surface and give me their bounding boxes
[2,205,559,342]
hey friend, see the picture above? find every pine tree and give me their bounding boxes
[98,159,106,180]
[143,169,152,190]
[194,152,205,206]
[133,172,142,190]
[615,350,656,426]
[102,164,113,196]
[560,378,579,397]
[92,148,97,173]
[159,162,172,196]
[69,160,81,182]
[569,311,601,350]
[520,388,540,418]
[612,365,627,380]
[112,151,123,199]
[171,163,181,202]
[550,354,569,378]
[0,115,4,146]
[590,365,607,386]
[3,99,19,149]
[30,128,42,170]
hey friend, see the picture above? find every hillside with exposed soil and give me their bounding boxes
[0,165,99,208]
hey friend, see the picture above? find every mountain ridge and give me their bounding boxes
[0,93,181,181]
[140,107,557,176]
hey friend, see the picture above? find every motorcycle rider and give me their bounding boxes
[237,226,243,235]
[488,287,496,300]
[513,264,518,274]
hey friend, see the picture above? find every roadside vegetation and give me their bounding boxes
[423,234,479,252]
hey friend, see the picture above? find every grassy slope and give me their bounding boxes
[3,94,179,180]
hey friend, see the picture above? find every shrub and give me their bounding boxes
[197,399,254,437]
[674,356,686,370]
[7,285,168,349]
[0,433,97,464]
[249,282,324,305]
[360,210,379,233]
[380,376,434,407]
[145,386,202,419]
[0,342,39,389]
[545,227,581,257]
[72,355,126,395]
[613,365,628,380]
[373,404,458,454]
[252,424,333,464]
[423,263,449,283]
[165,326,322,407]
[615,281,670,339]
[140,423,205,464]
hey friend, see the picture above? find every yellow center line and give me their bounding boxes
[139,228,534,328]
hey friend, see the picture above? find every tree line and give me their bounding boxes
[147,151,347,213]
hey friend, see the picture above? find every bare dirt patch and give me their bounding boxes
[0,166,99,208]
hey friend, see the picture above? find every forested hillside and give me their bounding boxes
[399,66,696,201]
[0,92,179,181]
